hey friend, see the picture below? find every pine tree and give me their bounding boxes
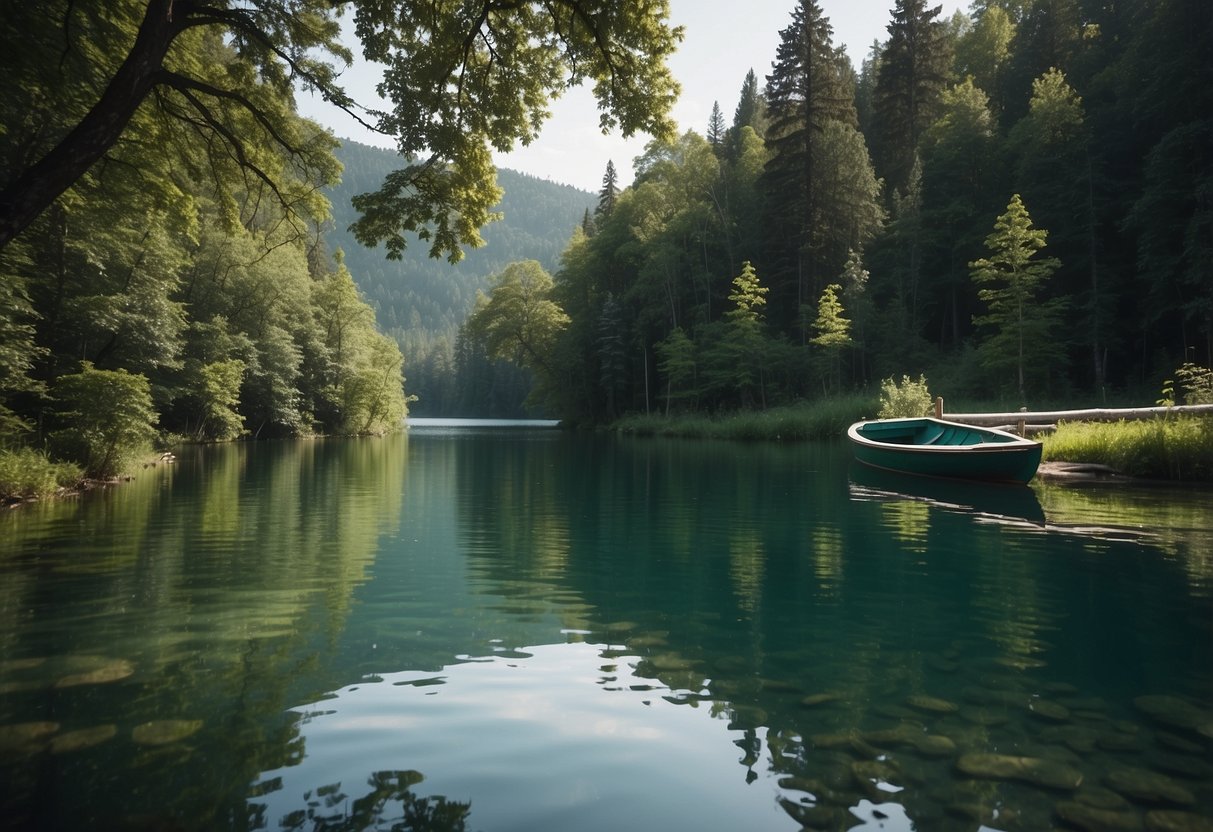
[969,194,1064,398]
[707,101,727,154]
[726,69,763,162]
[596,160,620,220]
[871,0,953,197]
[762,0,857,334]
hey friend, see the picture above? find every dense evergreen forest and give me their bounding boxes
[466,0,1211,424]
[326,141,592,416]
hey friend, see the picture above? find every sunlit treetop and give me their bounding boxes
[0,0,683,260]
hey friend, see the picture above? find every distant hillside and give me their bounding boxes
[325,139,593,345]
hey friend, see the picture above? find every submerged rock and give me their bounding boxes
[1027,698,1072,722]
[1144,810,1213,832]
[801,692,842,708]
[907,694,959,714]
[0,721,59,752]
[956,752,1084,790]
[1134,696,1212,737]
[131,719,203,746]
[1105,767,1196,806]
[54,658,135,688]
[1055,800,1145,832]
[1075,787,1132,810]
[1041,724,1101,754]
[1147,752,1213,780]
[863,724,957,757]
[50,725,118,754]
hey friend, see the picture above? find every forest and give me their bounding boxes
[0,1,677,490]
[463,0,1211,425]
[325,141,593,416]
[0,0,1209,491]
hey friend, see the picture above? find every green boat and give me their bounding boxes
[847,417,1043,484]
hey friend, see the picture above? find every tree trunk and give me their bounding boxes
[0,0,184,250]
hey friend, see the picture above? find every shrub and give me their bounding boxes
[49,362,158,479]
[0,448,81,501]
[1175,363,1213,405]
[877,374,933,419]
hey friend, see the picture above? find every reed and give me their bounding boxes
[1041,415,1213,480]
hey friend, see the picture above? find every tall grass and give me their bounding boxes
[1041,416,1213,480]
[612,394,875,441]
[0,448,83,501]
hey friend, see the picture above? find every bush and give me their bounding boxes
[0,448,82,501]
[1175,363,1213,405]
[877,374,933,419]
[49,362,158,479]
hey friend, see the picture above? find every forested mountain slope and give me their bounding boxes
[326,140,593,345]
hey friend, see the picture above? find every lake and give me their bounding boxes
[1,423,1211,831]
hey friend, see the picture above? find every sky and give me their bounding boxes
[296,0,967,193]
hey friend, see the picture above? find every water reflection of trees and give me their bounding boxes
[450,433,1213,831]
[249,770,471,832]
[0,436,408,829]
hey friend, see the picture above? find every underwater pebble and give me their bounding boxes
[0,721,59,752]
[956,752,1084,790]
[1027,698,1072,722]
[1134,696,1211,735]
[801,692,841,707]
[131,719,203,746]
[54,659,135,688]
[1055,800,1145,832]
[1144,810,1213,832]
[1105,767,1196,806]
[49,725,117,754]
[907,694,959,714]
[1147,752,1213,780]
[1075,787,1132,810]
[1041,724,1100,754]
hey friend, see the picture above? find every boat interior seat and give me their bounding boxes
[920,426,947,444]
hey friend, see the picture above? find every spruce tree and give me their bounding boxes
[727,69,762,159]
[872,0,953,197]
[707,101,727,154]
[762,0,856,333]
[596,160,620,220]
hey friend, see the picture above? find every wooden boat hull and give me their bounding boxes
[847,417,1043,484]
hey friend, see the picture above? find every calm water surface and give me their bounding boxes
[1,425,1211,831]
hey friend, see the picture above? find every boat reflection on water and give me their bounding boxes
[847,462,1046,527]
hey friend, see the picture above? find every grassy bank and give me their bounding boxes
[614,398,1213,483]
[1041,416,1213,481]
[0,448,83,503]
[611,394,875,441]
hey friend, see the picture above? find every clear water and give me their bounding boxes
[1,426,1211,831]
